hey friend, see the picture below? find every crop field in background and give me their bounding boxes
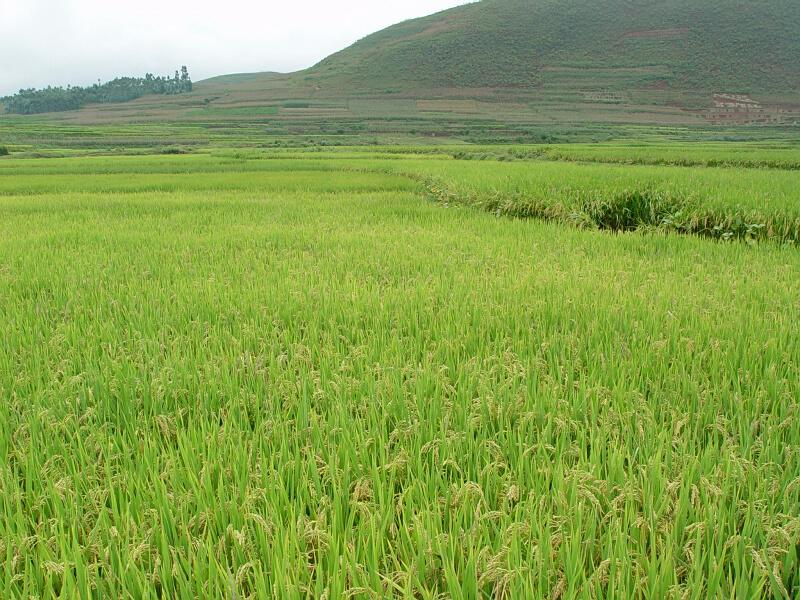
[1,146,799,598]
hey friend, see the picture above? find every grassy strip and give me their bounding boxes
[422,175,800,244]
[451,145,800,170]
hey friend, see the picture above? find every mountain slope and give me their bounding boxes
[303,0,800,94]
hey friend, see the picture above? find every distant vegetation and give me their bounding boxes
[1,67,192,115]
[0,146,8,156]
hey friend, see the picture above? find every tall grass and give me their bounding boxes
[1,153,799,597]
[452,143,800,170]
[378,158,800,244]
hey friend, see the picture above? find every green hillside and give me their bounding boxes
[305,0,800,94]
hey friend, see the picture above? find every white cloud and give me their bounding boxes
[0,0,471,95]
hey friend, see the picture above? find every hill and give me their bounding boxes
[190,0,800,130]
[303,0,800,94]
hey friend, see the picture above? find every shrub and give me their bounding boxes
[158,146,189,155]
[0,146,9,156]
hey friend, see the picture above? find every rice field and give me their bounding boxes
[1,149,799,598]
[390,159,800,243]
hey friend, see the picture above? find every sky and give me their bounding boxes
[0,0,472,96]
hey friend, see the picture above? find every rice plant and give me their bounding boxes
[1,151,798,598]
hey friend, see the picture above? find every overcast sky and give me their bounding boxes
[0,0,472,96]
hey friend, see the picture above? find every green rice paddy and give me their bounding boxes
[1,147,799,598]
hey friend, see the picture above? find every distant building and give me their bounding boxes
[704,93,784,124]
[712,93,762,110]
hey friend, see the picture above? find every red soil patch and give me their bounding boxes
[645,79,671,90]
[623,28,689,39]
